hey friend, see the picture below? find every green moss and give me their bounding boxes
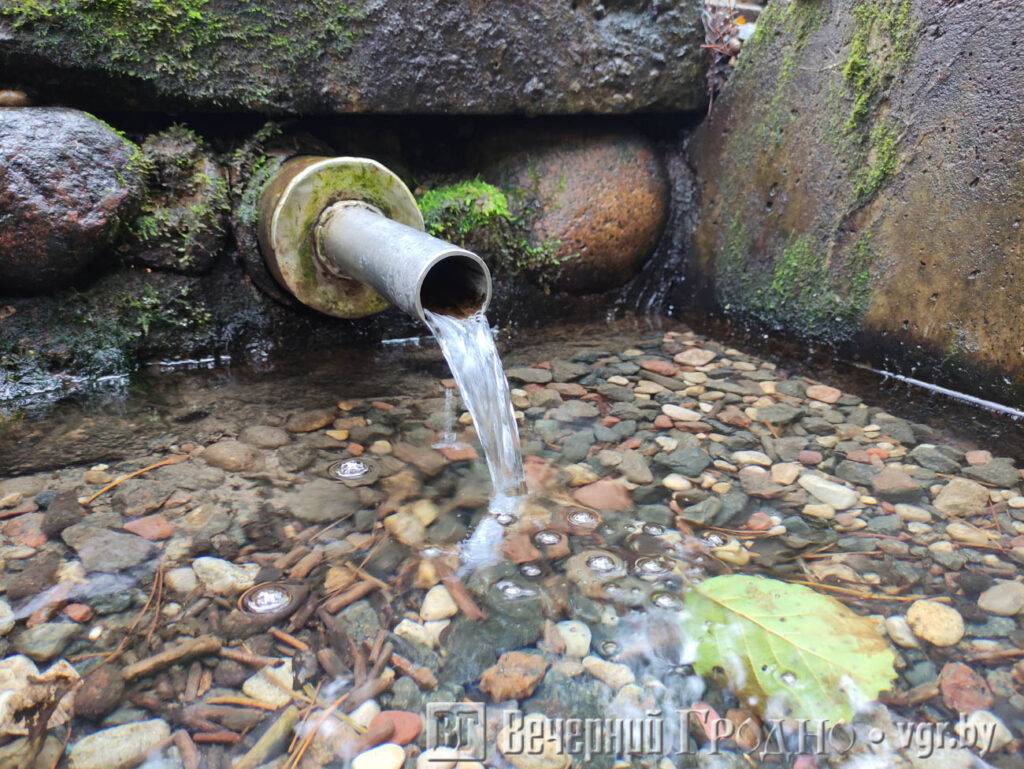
[119,283,210,337]
[1,1,365,106]
[416,179,574,290]
[852,121,899,202]
[419,179,513,238]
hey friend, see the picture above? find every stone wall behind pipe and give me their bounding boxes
[0,108,681,406]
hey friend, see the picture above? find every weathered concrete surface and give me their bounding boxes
[687,0,1024,403]
[0,0,706,115]
[0,108,144,293]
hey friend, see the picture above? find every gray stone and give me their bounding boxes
[835,460,876,487]
[909,445,961,474]
[550,360,589,382]
[14,621,79,662]
[755,404,804,425]
[963,459,1020,488]
[282,479,359,523]
[239,425,291,449]
[550,401,599,421]
[653,446,711,477]
[74,530,157,573]
[506,366,552,384]
[336,600,381,645]
[618,450,653,484]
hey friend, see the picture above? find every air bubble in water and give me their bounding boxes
[495,580,537,600]
[240,584,291,614]
[586,554,617,573]
[781,672,798,685]
[643,523,665,536]
[635,556,671,577]
[519,562,543,578]
[567,509,599,528]
[651,592,682,610]
[533,530,562,546]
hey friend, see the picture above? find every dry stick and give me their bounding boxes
[288,546,325,580]
[322,580,378,613]
[269,627,309,653]
[173,730,201,769]
[204,696,281,711]
[287,593,319,634]
[83,454,188,505]
[122,636,223,681]
[193,731,241,745]
[144,564,166,645]
[219,647,284,669]
[273,544,311,571]
[785,579,949,603]
[391,652,438,690]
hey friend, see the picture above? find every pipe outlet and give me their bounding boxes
[257,156,491,321]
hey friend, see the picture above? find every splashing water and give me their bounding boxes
[423,309,526,498]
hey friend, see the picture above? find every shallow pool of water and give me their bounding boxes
[0,316,1021,769]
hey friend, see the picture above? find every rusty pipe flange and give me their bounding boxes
[257,156,424,318]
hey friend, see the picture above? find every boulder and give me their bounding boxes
[688,1,1024,404]
[0,1,706,115]
[490,132,670,294]
[0,108,143,293]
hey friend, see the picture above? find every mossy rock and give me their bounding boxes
[122,126,230,275]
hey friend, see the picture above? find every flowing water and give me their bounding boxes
[423,308,526,500]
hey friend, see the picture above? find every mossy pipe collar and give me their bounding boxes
[257,156,490,321]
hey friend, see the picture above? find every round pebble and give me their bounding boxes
[906,600,965,646]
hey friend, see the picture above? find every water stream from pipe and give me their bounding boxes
[423,309,526,506]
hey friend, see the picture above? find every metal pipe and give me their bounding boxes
[316,202,490,322]
[256,156,491,322]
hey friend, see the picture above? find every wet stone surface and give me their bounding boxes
[0,322,1022,768]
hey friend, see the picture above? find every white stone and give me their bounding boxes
[662,474,692,492]
[369,440,393,455]
[423,620,450,648]
[906,601,964,647]
[192,557,259,596]
[884,616,920,649]
[0,599,14,636]
[802,504,836,520]
[977,581,1024,617]
[421,585,458,621]
[68,719,171,769]
[661,404,702,422]
[394,618,431,647]
[770,463,801,485]
[732,451,771,467]
[348,699,381,730]
[164,567,198,596]
[353,743,405,769]
[607,375,630,386]
[798,474,858,510]
[655,436,678,452]
[894,504,931,523]
[242,658,294,708]
[1007,495,1024,509]
[416,747,462,769]
[556,620,591,658]
[946,522,990,546]
[582,655,635,691]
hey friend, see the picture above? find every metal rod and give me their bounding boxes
[315,201,491,323]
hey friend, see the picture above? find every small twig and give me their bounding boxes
[83,454,188,505]
[218,647,283,669]
[204,696,282,711]
[269,627,309,653]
